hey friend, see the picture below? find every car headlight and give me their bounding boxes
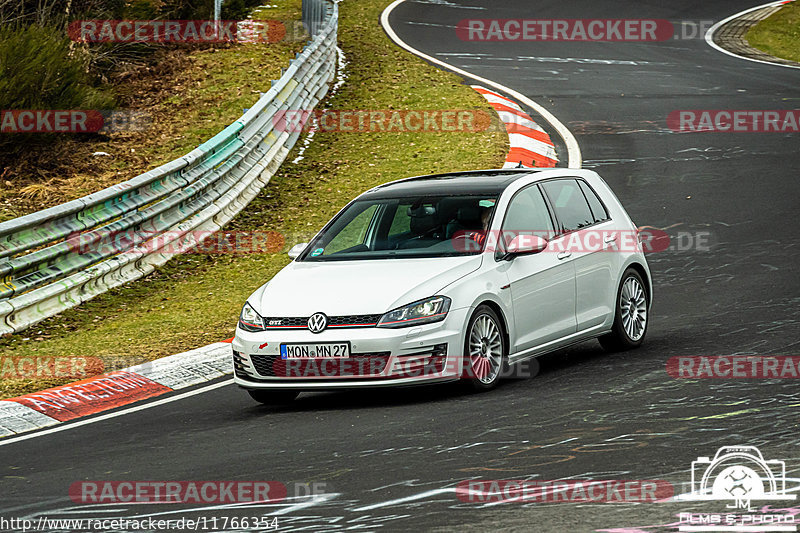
[239,302,265,332]
[377,296,451,328]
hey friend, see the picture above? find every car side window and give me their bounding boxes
[388,203,412,237]
[541,179,595,233]
[323,204,379,255]
[501,185,555,244]
[578,180,609,223]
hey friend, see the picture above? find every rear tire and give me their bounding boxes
[247,390,299,404]
[462,305,507,392]
[599,268,649,352]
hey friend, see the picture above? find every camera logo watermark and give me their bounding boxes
[675,446,797,531]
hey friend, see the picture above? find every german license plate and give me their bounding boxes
[280,343,350,359]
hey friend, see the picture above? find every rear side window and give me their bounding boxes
[578,180,609,223]
[541,179,594,233]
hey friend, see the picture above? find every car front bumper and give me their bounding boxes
[231,307,469,390]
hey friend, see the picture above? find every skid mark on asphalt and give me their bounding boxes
[353,488,456,511]
[404,21,457,29]
[411,0,487,9]
[569,119,672,135]
[516,56,668,66]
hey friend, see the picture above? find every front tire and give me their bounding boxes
[462,305,507,392]
[247,390,299,405]
[599,268,649,352]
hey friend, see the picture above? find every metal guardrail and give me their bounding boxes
[0,0,338,335]
[302,0,329,38]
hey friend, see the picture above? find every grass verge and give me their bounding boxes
[0,1,303,221]
[0,0,508,399]
[746,2,800,63]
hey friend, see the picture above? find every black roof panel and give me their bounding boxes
[361,169,541,199]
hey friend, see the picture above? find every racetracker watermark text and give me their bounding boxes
[456,479,674,503]
[667,356,800,379]
[63,228,711,256]
[456,19,714,41]
[70,481,287,503]
[668,110,800,133]
[68,20,304,43]
[452,228,711,253]
[273,109,494,133]
[0,357,103,380]
[1,110,150,133]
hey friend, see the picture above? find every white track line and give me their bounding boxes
[352,488,455,511]
[380,0,582,169]
[0,379,232,447]
[705,0,800,70]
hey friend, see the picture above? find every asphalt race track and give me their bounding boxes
[1,1,799,531]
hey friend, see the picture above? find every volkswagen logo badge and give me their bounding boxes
[307,312,328,333]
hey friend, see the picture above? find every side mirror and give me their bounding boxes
[288,242,309,260]
[504,234,547,260]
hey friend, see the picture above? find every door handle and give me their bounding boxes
[557,251,571,260]
[604,235,617,243]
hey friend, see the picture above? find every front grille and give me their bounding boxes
[263,314,382,330]
[330,314,382,327]
[233,350,252,379]
[249,352,391,378]
[264,317,307,328]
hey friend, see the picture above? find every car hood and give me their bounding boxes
[251,255,483,316]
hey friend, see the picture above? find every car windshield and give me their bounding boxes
[300,194,499,261]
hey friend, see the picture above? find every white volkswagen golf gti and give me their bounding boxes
[233,168,652,403]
